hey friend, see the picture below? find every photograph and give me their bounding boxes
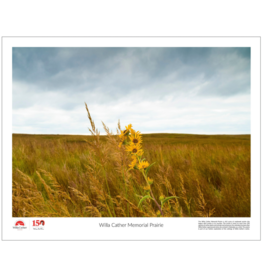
[12,46,251,218]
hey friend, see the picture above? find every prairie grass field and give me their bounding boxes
[12,125,250,218]
[12,129,250,217]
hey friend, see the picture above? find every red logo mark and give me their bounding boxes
[15,221,24,226]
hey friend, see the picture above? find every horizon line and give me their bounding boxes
[12,132,251,136]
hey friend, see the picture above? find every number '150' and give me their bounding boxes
[33,220,45,226]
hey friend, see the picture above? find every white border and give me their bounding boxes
[2,37,260,240]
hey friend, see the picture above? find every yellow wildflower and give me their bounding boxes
[148,177,153,185]
[126,143,143,156]
[125,124,133,131]
[138,160,150,170]
[119,129,129,139]
[130,131,142,145]
[143,185,151,191]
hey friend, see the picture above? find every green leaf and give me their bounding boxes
[138,195,153,208]
[145,162,156,176]
[161,196,179,207]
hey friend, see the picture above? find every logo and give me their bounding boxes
[13,220,27,230]
[15,221,24,226]
[32,220,45,230]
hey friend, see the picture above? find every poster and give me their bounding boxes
[2,37,260,241]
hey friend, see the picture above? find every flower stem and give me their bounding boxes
[141,170,163,216]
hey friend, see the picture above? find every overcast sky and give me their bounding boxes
[12,47,250,135]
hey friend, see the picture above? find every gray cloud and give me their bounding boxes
[12,47,250,134]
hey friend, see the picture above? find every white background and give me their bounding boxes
[1,1,262,275]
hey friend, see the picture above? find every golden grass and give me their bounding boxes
[12,107,250,217]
